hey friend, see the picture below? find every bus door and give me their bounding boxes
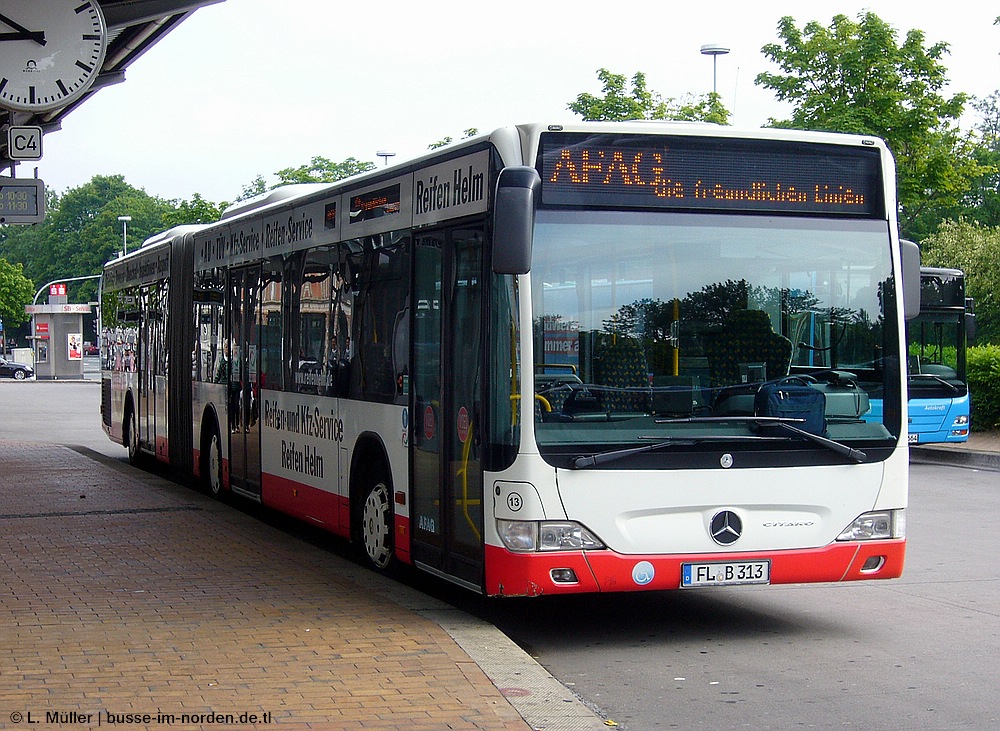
[411,228,485,588]
[228,265,262,500]
[138,288,155,451]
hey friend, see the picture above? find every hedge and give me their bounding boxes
[968,345,1000,431]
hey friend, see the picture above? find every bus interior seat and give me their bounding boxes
[703,310,793,388]
[592,332,650,415]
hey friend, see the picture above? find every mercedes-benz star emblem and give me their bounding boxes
[710,510,743,546]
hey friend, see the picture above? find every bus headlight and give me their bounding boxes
[497,520,605,552]
[836,509,905,541]
[538,522,605,551]
[953,415,969,426]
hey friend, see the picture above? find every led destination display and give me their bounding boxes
[539,133,884,216]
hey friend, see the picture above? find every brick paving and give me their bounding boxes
[0,441,531,730]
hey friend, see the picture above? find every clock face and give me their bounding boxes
[0,0,108,112]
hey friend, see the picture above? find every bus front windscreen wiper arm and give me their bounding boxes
[570,437,698,469]
[909,374,962,394]
[569,433,774,469]
[657,416,867,463]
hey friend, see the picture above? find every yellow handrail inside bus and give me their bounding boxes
[456,419,481,542]
[510,393,551,419]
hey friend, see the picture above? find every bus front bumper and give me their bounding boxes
[484,539,905,597]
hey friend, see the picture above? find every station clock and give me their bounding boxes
[0,0,109,112]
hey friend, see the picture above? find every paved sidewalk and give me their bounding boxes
[0,441,607,731]
[909,430,1000,471]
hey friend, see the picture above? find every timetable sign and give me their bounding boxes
[0,177,45,224]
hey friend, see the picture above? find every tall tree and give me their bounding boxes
[0,258,33,328]
[755,13,986,240]
[162,193,226,228]
[569,68,730,124]
[239,156,377,201]
[275,156,375,185]
[950,92,1000,228]
[428,128,479,150]
[0,175,222,304]
[921,219,1000,344]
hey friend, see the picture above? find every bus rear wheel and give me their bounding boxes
[203,426,224,499]
[125,406,141,466]
[360,476,395,572]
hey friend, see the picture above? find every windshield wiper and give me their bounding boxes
[909,374,962,394]
[570,437,697,469]
[569,432,782,469]
[764,420,867,463]
[657,416,867,463]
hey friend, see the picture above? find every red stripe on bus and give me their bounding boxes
[484,540,905,597]
[262,473,350,538]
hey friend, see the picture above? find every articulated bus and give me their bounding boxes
[101,122,919,596]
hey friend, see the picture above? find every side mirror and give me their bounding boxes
[492,166,540,275]
[965,312,977,343]
[899,239,921,321]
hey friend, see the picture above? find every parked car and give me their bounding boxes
[0,356,34,380]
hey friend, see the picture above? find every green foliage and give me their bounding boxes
[755,13,988,240]
[239,175,268,201]
[162,193,226,228]
[670,92,731,126]
[920,219,1000,344]
[238,156,377,201]
[568,69,730,124]
[0,175,223,304]
[968,345,1000,429]
[275,156,375,185]
[935,92,1000,230]
[428,128,479,150]
[0,258,33,327]
[569,69,668,121]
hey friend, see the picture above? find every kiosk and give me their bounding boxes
[25,285,91,380]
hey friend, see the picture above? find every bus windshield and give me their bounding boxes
[908,312,967,391]
[530,209,900,458]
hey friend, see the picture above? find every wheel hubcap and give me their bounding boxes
[208,434,222,495]
[128,413,138,458]
[362,483,392,568]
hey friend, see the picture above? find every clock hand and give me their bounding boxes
[0,30,47,44]
[0,13,46,45]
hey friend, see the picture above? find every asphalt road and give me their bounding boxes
[3,378,996,730]
[464,460,1000,730]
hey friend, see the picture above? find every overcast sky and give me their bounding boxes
[33,0,1000,204]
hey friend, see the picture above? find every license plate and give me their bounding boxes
[907,434,918,443]
[681,560,770,587]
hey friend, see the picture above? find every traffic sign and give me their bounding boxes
[6,126,43,161]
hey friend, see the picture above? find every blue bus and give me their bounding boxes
[908,267,975,443]
[866,266,974,443]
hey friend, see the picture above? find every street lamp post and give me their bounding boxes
[377,150,395,167]
[700,43,730,95]
[117,215,132,256]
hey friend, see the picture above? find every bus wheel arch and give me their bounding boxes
[199,407,226,499]
[350,434,397,572]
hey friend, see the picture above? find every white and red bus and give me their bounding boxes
[101,122,919,596]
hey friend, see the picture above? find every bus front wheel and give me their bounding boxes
[360,474,395,572]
